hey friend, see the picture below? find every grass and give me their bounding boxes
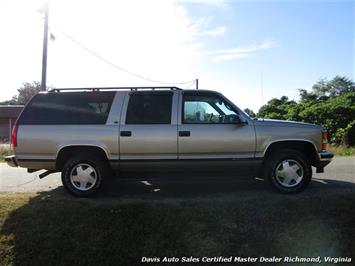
[0,145,13,162]
[0,190,355,265]
[329,144,355,156]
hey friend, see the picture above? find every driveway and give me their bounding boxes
[0,157,354,196]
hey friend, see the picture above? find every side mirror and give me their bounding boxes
[230,114,247,125]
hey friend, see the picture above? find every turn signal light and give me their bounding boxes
[11,120,18,148]
[322,131,328,150]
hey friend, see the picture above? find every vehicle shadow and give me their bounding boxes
[1,178,355,265]
[98,172,355,200]
[28,172,355,200]
[101,172,270,199]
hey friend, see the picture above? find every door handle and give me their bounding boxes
[120,131,132,137]
[179,131,190,137]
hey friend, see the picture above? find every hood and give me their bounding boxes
[253,118,322,129]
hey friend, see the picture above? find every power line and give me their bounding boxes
[184,80,197,89]
[50,26,196,85]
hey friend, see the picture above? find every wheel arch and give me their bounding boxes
[263,140,319,166]
[56,145,109,170]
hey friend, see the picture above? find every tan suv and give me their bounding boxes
[5,87,333,197]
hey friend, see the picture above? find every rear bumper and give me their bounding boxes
[319,150,334,160]
[4,155,18,167]
[315,150,334,173]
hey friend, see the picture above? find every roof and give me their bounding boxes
[0,105,24,118]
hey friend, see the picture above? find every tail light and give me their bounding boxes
[11,122,18,148]
[322,130,328,150]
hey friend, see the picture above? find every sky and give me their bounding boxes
[0,0,354,112]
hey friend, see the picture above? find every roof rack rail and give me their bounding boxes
[48,86,182,92]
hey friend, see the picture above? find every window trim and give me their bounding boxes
[18,92,115,125]
[181,93,241,125]
[125,92,174,125]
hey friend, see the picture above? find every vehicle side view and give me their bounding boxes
[5,87,333,197]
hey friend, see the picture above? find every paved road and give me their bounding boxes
[0,157,354,196]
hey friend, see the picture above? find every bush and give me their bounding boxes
[342,120,355,146]
[0,145,13,162]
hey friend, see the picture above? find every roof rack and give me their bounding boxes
[48,86,182,92]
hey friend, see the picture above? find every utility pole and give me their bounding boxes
[260,72,263,107]
[40,3,49,91]
[196,78,199,90]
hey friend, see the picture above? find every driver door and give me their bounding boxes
[177,91,255,160]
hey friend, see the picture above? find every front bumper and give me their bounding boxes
[315,150,334,173]
[4,155,18,167]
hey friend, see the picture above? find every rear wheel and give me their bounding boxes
[263,149,312,193]
[61,154,110,197]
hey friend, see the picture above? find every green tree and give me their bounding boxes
[258,96,297,120]
[15,81,42,105]
[0,81,42,105]
[298,89,317,103]
[243,108,256,118]
[312,76,354,97]
[257,76,355,145]
[0,96,18,105]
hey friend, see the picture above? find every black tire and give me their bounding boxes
[263,149,312,193]
[61,154,110,197]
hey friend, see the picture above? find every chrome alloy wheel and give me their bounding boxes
[70,163,98,191]
[275,159,304,188]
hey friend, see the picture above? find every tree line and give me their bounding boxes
[0,81,42,106]
[245,76,355,146]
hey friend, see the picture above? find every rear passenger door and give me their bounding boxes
[119,91,178,160]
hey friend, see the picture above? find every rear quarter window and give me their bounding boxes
[19,92,115,125]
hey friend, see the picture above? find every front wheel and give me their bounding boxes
[61,154,109,197]
[263,149,312,193]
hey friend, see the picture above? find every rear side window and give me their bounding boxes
[126,92,172,124]
[19,92,115,125]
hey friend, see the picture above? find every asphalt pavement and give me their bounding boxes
[0,157,354,197]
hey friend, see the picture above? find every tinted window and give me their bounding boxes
[126,92,172,124]
[19,92,115,125]
[183,94,239,124]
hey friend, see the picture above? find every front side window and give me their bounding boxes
[183,94,239,124]
[126,92,172,124]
